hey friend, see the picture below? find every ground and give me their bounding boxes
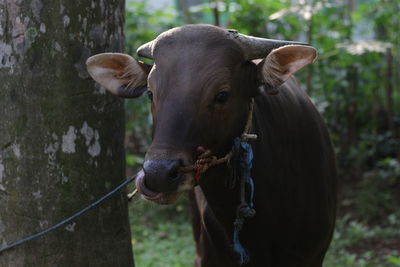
[128,192,400,267]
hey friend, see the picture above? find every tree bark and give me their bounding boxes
[0,0,134,266]
[385,49,394,136]
[305,0,315,96]
[179,0,193,24]
[211,0,220,26]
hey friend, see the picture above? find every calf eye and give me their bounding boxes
[214,91,229,104]
[147,90,153,101]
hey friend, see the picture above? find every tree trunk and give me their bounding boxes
[0,0,134,266]
[179,0,193,24]
[385,48,394,137]
[346,66,358,147]
[212,0,220,26]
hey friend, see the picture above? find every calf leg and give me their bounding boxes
[188,189,202,266]
[188,188,239,267]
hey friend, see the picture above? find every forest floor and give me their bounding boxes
[128,191,400,267]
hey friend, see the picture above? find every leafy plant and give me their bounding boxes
[124,0,400,264]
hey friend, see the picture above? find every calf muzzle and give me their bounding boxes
[143,159,184,193]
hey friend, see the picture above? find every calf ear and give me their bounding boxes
[257,45,317,93]
[86,53,150,98]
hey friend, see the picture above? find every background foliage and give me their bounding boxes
[125,0,400,265]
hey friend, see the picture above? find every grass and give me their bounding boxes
[129,195,195,267]
[129,196,400,267]
[324,214,400,267]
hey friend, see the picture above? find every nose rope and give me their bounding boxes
[177,98,257,180]
[178,98,257,265]
[127,99,256,199]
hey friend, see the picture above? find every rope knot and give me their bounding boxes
[178,98,256,183]
[238,203,256,218]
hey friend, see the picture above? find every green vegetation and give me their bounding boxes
[325,216,400,266]
[129,197,195,267]
[125,0,400,265]
[129,199,400,266]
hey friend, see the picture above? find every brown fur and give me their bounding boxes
[145,25,336,267]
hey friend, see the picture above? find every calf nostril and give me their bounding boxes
[169,170,178,179]
[168,170,183,182]
[167,160,183,181]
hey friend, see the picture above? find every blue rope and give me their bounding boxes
[239,141,255,210]
[231,138,256,265]
[233,217,250,265]
[0,175,137,254]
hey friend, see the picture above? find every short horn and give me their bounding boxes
[137,40,155,59]
[226,29,309,60]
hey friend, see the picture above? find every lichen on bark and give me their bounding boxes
[0,0,133,266]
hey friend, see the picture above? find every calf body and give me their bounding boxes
[190,78,336,266]
[86,24,337,266]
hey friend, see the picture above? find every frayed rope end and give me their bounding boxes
[233,219,250,265]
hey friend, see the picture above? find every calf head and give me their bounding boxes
[86,24,316,204]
